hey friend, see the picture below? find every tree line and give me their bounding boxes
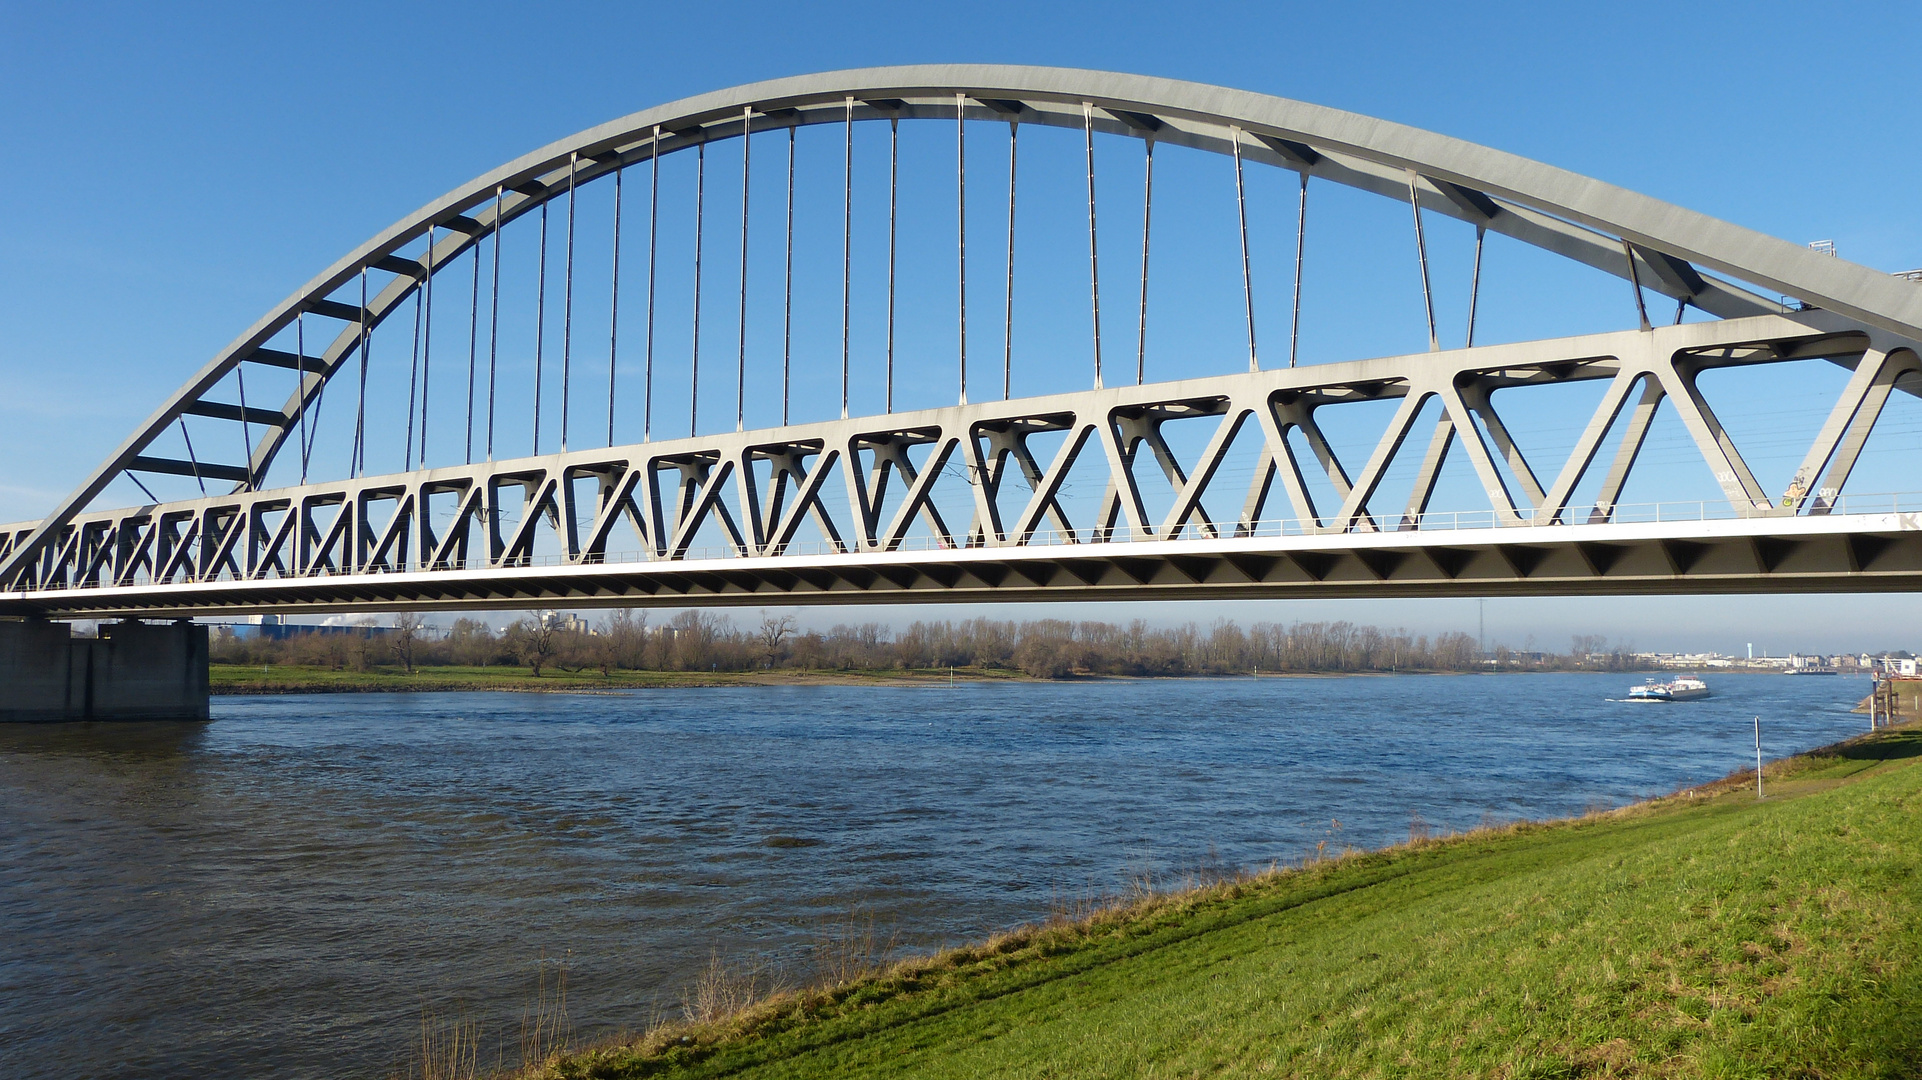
[211,610,1643,679]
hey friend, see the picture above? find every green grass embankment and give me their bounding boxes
[537,726,1922,1079]
[210,664,1030,694]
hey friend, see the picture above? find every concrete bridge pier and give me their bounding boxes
[0,619,209,721]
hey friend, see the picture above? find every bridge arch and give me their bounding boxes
[6,65,1921,594]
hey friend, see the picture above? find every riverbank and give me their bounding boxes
[210,663,1568,694]
[510,722,1922,1079]
[209,663,1037,694]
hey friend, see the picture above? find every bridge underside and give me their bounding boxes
[14,513,1922,619]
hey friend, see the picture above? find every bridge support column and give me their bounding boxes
[0,619,209,722]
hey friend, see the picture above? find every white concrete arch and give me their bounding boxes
[7,65,1919,590]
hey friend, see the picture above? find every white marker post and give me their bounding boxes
[1753,715,1764,800]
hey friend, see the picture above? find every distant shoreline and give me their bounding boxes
[209,665,1036,695]
[207,664,1651,696]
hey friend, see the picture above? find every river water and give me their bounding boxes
[0,672,1872,1078]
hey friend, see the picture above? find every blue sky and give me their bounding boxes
[4,1,1920,652]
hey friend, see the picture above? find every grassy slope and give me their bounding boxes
[552,728,1922,1080]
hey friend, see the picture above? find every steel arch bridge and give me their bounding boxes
[5,65,1922,619]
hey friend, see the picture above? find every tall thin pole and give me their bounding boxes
[1003,120,1017,401]
[420,224,435,463]
[296,312,309,483]
[957,94,968,406]
[487,186,501,460]
[354,273,369,477]
[562,152,577,451]
[534,201,547,454]
[1753,715,1764,799]
[1409,172,1439,352]
[886,113,897,413]
[645,126,660,442]
[178,419,207,497]
[235,360,252,487]
[1137,137,1154,386]
[608,163,623,447]
[782,122,794,426]
[1233,129,1257,372]
[841,97,852,419]
[736,107,751,432]
[467,238,480,463]
[1623,238,1653,331]
[1083,102,1103,389]
[405,281,422,471]
[691,139,705,437]
[1465,224,1485,348]
[1290,172,1307,369]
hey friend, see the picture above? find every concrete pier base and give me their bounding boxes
[0,619,210,721]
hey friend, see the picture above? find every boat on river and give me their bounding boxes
[1627,676,1711,702]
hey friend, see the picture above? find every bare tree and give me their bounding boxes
[757,612,797,668]
[670,610,727,670]
[348,617,381,672]
[390,612,426,674]
[602,608,648,670]
[443,617,497,666]
[507,616,558,676]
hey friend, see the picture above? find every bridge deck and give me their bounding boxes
[10,511,1919,619]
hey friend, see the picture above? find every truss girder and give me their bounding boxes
[6,311,1920,616]
[12,65,1922,595]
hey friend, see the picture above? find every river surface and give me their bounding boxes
[0,672,1872,1078]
